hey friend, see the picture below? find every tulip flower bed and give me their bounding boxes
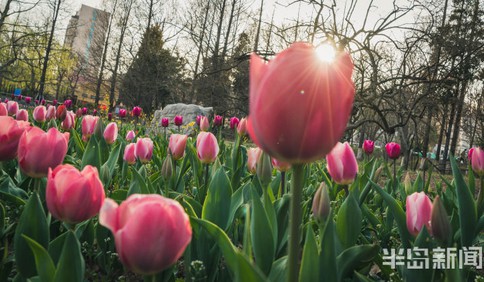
[1,43,484,282]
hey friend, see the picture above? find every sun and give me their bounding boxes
[315,44,336,62]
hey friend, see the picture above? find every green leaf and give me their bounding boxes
[54,231,85,282]
[128,166,151,195]
[190,217,266,282]
[450,155,477,247]
[81,136,102,171]
[319,217,337,282]
[370,180,411,249]
[0,175,28,205]
[14,193,49,279]
[268,256,287,282]
[299,225,319,282]
[336,192,362,249]
[22,235,55,282]
[48,233,67,265]
[249,187,275,275]
[202,168,232,230]
[337,244,379,281]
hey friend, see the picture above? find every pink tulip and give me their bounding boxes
[62,111,75,131]
[7,101,18,116]
[247,147,262,174]
[195,115,201,126]
[169,134,188,161]
[46,105,56,121]
[196,132,219,164]
[247,43,355,163]
[0,116,30,161]
[33,106,47,122]
[126,130,136,142]
[81,115,99,141]
[103,122,118,144]
[76,108,83,118]
[468,148,474,161]
[213,115,223,127]
[132,106,142,117]
[46,164,105,224]
[174,115,183,126]
[52,99,58,106]
[406,192,433,236]
[199,116,209,131]
[82,107,88,115]
[326,142,358,185]
[161,117,169,127]
[25,97,32,104]
[230,117,239,129]
[385,142,401,159]
[272,157,291,172]
[93,109,98,116]
[18,127,69,178]
[124,143,136,164]
[363,140,375,155]
[99,194,192,275]
[119,109,127,118]
[237,118,247,135]
[63,99,72,108]
[471,147,484,177]
[0,103,7,116]
[135,138,153,163]
[16,109,28,122]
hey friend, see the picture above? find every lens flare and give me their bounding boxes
[315,44,336,62]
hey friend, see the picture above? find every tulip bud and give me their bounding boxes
[62,111,75,131]
[229,117,239,129]
[199,116,209,131]
[161,117,169,127]
[108,112,113,121]
[126,130,136,142]
[373,166,383,181]
[256,152,273,186]
[24,97,32,104]
[76,108,83,118]
[52,99,58,106]
[161,155,174,181]
[0,103,7,116]
[132,106,142,117]
[196,132,219,164]
[41,99,45,105]
[213,115,223,127]
[16,109,28,122]
[385,142,401,159]
[63,99,72,108]
[174,115,183,126]
[93,109,98,116]
[195,115,201,126]
[404,172,414,195]
[312,183,331,221]
[406,192,432,236]
[103,122,118,144]
[81,115,99,141]
[135,138,154,163]
[326,142,358,185]
[0,116,30,161]
[7,101,18,116]
[56,105,67,121]
[119,109,127,118]
[46,105,56,121]
[471,147,484,177]
[169,134,188,161]
[237,118,247,136]
[363,139,375,155]
[431,196,451,244]
[82,107,88,115]
[124,143,136,164]
[33,106,47,122]
[247,147,262,174]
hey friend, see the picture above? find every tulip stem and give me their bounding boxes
[393,159,397,194]
[287,164,304,282]
[478,176,484,216]
[279,171,286,197]
[34,178,42,194]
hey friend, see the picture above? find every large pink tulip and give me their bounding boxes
[33,106,47,122]
[385,142,401,159]
[363,140,375,155]
[0,103,7,116]
[199,116,209,131]
[61,111,75,131]
[196,132,219,164]
[326,142,358,185]
[46,164,105,224]
[406,192,433,236]
[0,116,30,161]
[81,115,99,141]
[135,138,153,163]
[124,143,136,165]
[471,147,484,177]
[247,147,262,174]
[103,122,118,144]
[247,43,355,163]
[99,194,192,275]
[18,127,69,178]
[16,109,28,122]
[169,134,188,160]
[7,101,18,116]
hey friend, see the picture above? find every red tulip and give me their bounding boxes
[247,147,262,174]
[33,106,47,122]
[0,103,7,116]
[16,109,28,122]
[56,105,67,121]
[119,109,127,118]
[93,109,98,116]
[230,117,239,129]
[169,134,188,161]
[103,122,118,144]
[196,132,219,164]
[385,142,401,159]
[174,115,183,126]
[132,106,142,117]
[135,138,153,163]
[108,112,113,121]
[471,147,484,177]
[82,107,88,115]
[99,194,192,275]
[7,101,18,116]
[25,97,32,104]
[363,139,375,155]
[326,142,358,185]
[126,130,135,142]
[247,43,355,163]
[62,111,75,131]
[0,116,30,161]
[161,117,169,127]
[213,115,223,127]
[46,105,56,121]
[18,127,69,178]
[272,157,291,172]
[195,115,201,126]
[81,115,99,141]
[468,148,475,161]
[63,99,72,108]
[406,192,432,236]
[46,164,105,224]
[199,116,209,131]
[52,99,58,106]
[124,143,136,164]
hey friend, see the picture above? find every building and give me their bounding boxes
[64,4,110,104]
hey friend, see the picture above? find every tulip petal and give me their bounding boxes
[99,198,119,233]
